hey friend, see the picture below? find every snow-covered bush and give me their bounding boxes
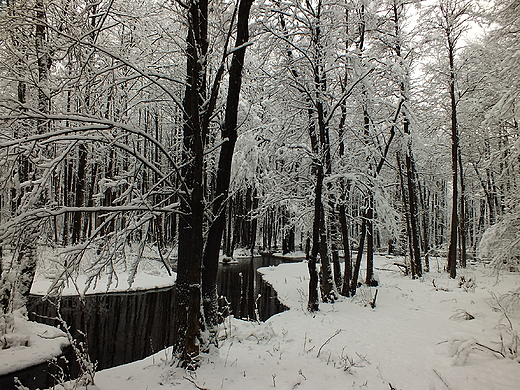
[489,290,520,359]
[479,213,520,271]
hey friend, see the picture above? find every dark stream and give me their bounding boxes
[0,255,289,390]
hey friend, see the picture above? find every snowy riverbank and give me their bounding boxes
[0,310,69,376]
[30,247,176,296]
[89,255,520,390]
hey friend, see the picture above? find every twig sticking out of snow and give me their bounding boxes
[474,342,505,358]
[489,291,519,358]
[393,263,409,275]
[317,329,343,358]
[369,289,378,308]
[449,309,475,321]
[432,279,450,292]
[433,368,453,390]
[183,375,210,390]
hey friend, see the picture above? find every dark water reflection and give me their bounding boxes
[23,255,288,375]
[218,255,289,321]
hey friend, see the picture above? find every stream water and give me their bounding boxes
[1,255,290,389]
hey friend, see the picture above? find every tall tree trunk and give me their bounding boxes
[418,180,430,272]
[365,195,377,286]
[397,151,415,276]
[404,127,422,277]
[338,8,352,297]
[19,0,49,310]
[447,40,458,279]
[307,163,321,311]
[313,2,336,303]
[202,0,254,329]
[173,0,208,367]
[458,151,467,268]
[393,2,422,278]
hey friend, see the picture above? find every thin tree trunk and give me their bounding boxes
[458,151,467,268]
[365,195,377,286]
[250,187,258,255]
[339,204,352,296]
[350,217,367,296]
[392,2,422,277]
[71,144,87,244]
[447,40,458,279]
[418,180,430,272]
[405,145,422,277]
[397,151,415,276]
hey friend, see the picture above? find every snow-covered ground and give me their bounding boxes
[88,255,520,390]
[0,310,69,376]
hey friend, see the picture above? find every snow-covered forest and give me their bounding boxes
[0,0,519,389]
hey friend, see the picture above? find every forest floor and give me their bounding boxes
[88,255,520,390]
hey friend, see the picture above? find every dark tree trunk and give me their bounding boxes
[16,0,50,313]
[224,199,233,257]
[173,0,208,367]
[250,187,258,255]
[447,41,458,279]
[308,158,323,312]
[339,204,352,296]
[313,4,336,303]
[338,8,352,297]
[404,124,422,278]
[418,181,430,272]
[71,144,87,244]
[458,151,467,268]
[318,200,335,302]
[397,151,415,276]
[365,195,377,286]
[391,3,422,277]
[202,0,254,329]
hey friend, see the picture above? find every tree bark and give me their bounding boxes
[392,2,422,278]
[397,151,415,276]
[458,150,467,268]
[339,204,352,296]
[308,154,323,311]
[447,39,458,279]
[202,0,254,330]
[404,126,422,278]
[365,195,377,286]
[173,0,208,367]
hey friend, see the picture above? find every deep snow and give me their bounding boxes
[3,254,520,389]
[92,255,520,390]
